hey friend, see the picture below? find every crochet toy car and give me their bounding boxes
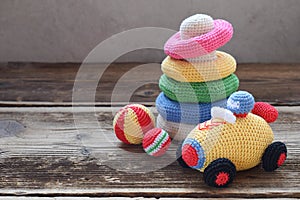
[177,91,287,187]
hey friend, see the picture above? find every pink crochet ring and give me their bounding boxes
[164,19,233,59]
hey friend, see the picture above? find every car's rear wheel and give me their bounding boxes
[262,141,287,172]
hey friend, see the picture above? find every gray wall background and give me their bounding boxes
[0,0,299,63]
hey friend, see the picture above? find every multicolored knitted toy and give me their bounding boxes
[113,104,172,157]
[177,91,287,187]
[156,14,238,141]
[113,104,155,144]
[142,128,171,157]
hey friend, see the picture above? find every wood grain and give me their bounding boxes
[0,107,299,198]
[0,63,299,106]
[0,62,299,198]
[0,198,297,200]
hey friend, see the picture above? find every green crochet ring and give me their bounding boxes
[159,74,239,103]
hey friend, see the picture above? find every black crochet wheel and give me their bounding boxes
[203,158,236,188]
[262,141,287,172]
[176,140,190,168]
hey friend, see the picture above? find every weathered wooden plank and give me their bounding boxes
[0,107,298,198]
[0,63,299,105]
[0,198,297,200]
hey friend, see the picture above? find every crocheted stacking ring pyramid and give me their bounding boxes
[156,14,239,141]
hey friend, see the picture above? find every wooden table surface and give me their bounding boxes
[0,63,299,199]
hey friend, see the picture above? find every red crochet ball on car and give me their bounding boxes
[251,102,278,123]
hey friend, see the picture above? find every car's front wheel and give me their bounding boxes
[203,158,236,188]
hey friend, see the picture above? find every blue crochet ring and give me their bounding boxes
[156,92,227,124]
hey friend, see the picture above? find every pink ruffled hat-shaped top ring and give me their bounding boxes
[164,14,233,60]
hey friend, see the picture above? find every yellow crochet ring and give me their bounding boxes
[161,51,236,82]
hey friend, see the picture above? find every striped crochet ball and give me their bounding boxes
[113,104,155,145]
[142,128,171,157]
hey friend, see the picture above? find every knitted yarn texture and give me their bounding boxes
[161,51,236,83]
[182,113,274,172]
[165,19,233,59]
[155,92,227,124]
[142,128,171,157]
[159,73,239,103]
[113,104,155,144]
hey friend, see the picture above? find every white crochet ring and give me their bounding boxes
[156,114,196,141]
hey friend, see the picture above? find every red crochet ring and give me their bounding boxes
[164,20,233,59]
